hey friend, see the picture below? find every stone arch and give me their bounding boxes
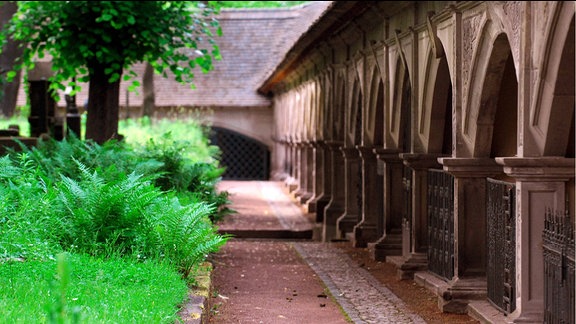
[209,126,270,180]
[333,69,346,143]
[531,8,575,157]
[489,51,517,160]
[314,77,325,142]
[206,118,273,150]
[419,47,452,154]
[468,32,516,158]
[365,66,384,147]
[389,57,412,151]
[345,77,363,147]
[320,69,332,143]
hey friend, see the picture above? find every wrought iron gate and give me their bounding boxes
[209,127,270,180]
[402,165,413,253]
[427,169,454,280]
[403,165,413,225]
[486,178,516,314]
[543,209,575,324]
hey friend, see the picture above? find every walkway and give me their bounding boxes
[209,181,477,323]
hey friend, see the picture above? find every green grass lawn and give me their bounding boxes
[0,254,189,323]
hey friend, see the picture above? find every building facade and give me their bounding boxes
[259,2,575,322]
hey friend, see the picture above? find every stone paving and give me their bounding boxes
[294,242,427,324]
[215,180,429,324]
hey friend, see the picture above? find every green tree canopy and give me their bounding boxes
[0,1,222,143]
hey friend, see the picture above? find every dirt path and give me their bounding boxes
[208,239,351,323]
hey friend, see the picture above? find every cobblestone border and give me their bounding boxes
[293,242,427,324]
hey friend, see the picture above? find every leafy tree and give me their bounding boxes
[0,1,222,144]
[0,1,23,117]
[219,1,309,8]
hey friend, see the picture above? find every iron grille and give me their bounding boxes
[403,165,413,223]
[427,169,454,280]
[486,178,516,314]
[543,209,575,324]
[209,127,270,180]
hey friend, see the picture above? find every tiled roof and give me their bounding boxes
[16,2,333,109]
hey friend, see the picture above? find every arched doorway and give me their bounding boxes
[209,126,270,180]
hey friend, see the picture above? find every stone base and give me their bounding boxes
[386,253,427,280]
[323,205,344,242]
[299,192,313,204]
[311,196,330,223]
[414,271,487,314]
[468,300,513,324]
[351,223,379,248]
[336,214,358,238]
[367,232,402,261]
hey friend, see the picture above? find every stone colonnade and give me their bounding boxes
[263,2,575,322]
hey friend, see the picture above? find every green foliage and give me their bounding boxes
[219,1,310,8]
[119,117,231,221]
[1,125,230,274]
[51,162,228,275]
[119,116,219,163]
[0,1,222,96]
[134,131,230,222]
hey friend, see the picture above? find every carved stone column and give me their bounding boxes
[351,146,380,248]
[286,140,299,192]
[272,138,289,181]
[336,146,360,239]
[308,140,331,222]
[368,149,403,261]
[292,142,308,199]
[300,141,315,205]
[323,141,345,242]
[496,157,574,324]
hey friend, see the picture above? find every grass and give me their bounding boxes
[0,253,189,323]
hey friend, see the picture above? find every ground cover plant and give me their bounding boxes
[0,116,230,322]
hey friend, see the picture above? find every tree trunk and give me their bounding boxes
[0,2,23,118]
[142,62,155,118]
[85,65,121,144]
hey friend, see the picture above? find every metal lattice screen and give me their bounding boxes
[543,209,575,324]
[486,178,516,314]
[427,169,455,280]
[209,127,270,180]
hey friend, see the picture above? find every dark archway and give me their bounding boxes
[210,126,270,180]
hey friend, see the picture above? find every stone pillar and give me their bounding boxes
[271,138,288,181]
[388,153,443,279]
[308,141,331,222]
[415,157,501,314]
[293,142,312,204]
[300,142,314,205]
[496,157,574,324]
[305,141,322,214]
[323,141,345,242]
[368,149,403,260]
[286,141,299,192]
[351,146,380,248]
[337,146,360,239]
[292,142,307,198]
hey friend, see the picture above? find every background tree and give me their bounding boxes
[0,1,222,143]
[0,1,23,118]
[142,62,155,118]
